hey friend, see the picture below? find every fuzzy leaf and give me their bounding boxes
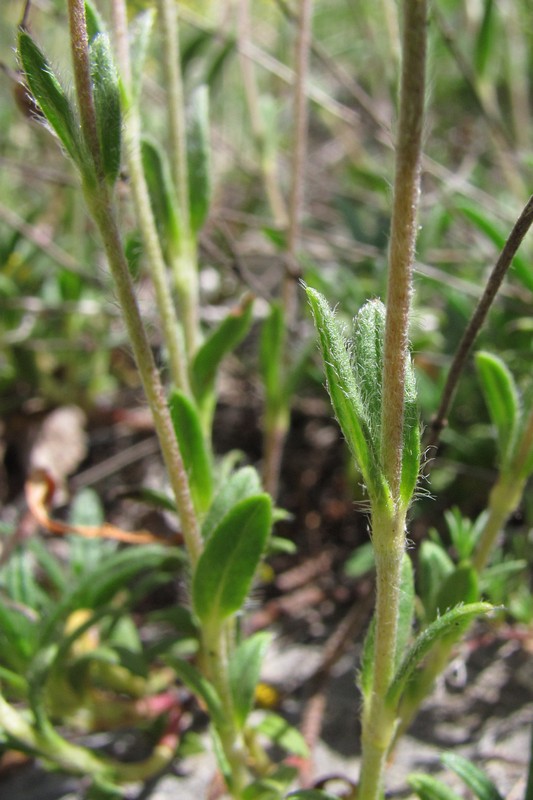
[142,137,181,254]
[89,33,122,185]
[201,466,262,541]
[18,32,84,166]
[192,495,272,627]
[187,85,211,233]
[476,351,520,468]
[168,389,213,516]
[305,287,387,506]
[191,295,254,409]
[229,632,272,729]
[441,753,504,800]
[358,615,376,700]
[386,602,495,709]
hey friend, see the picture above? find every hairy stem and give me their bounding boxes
[67,0,202,566]
[380,0,427,504]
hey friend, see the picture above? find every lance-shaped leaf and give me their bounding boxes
[408,773,463,800]
[441,753,504,800]
[475,351,520,469]
[142,137,181,255]
[395,553,415,670]
[191,294,254,410]
[192,495,272,628]
[168,389,213,516]
[418,540,455,622]
[305,287,388,506]
[229,631,272,729]
[167,656,225,729]
[434,563,479,618]
[385,602,495,710]
[187,85,211,233]
[84,0,106,41]
[259,302,285,413]
[18,32,85,167]
[201,466,262,541]
[89,33,122,185]
[401,350,421,508]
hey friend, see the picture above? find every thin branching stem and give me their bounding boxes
[111,0,191,395]
[426,194,533,458]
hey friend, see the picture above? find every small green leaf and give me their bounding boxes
[167,656,225,728]
[253,711,308,758]
[259,302,285,411]
[305,287,387,506]
[476,351,520,468]
[192,294,254,411]
[287,793,339,800]
[84,0,106,41]
[192,495,272,627]
[418,540,455,622]
[168,389,213,516]
[441,753,504,800]
[386,602,495,709]
[474,0,497,80]
[408,773,463,800]
[229,632,272,729]
[201,466,262,541]
[89,33,122,185]
[187,85,211,233]
[352,299,384,443]
[358,615,376,700]
[129,9,155,106]
[18,32,85,166]
[435,564,479,617]
[142,137,181,254]
[242,765,297,800]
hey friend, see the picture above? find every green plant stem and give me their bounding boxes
[380,0,427,504]
[358,509,406,800]
[111,0,191,395]
[201,623,251,797]
[472,470,527,574]
[237,0,288,228]
[67,0,203,567]
[156,0,200,357]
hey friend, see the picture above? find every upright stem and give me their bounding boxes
[156,0,200,356]
[112,0,191,395]
[67,0,203,567]
[359,3,427,799]
[380,0,427,503]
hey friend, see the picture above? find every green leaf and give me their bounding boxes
[287,793,339,800]
[18,32,85,166]
[169,389,213,516]
[259,302,285,410]
[253,711,308,758]
[418,540,455,622]
[192,495,272,627]
[408,773,463,800]
[191,295,254,410]
[358,614,376,700]
[441,753,504,800]
[187,85,211,233]
[89,33,122,185]
[344,541,375,577]
[386,602,495,709]
[129,9,155,106]
[305,287,387,506]
[241,767,297,800]
[435,564,479,617]
[475,351,520,468]
[84,0,106,41]
[142,137,181,254]
[201,466,262,541]
[229,632,272,729]
[167,656,225,728]
[474,0,497,80]
[395,553,415,670]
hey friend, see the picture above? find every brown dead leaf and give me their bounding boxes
[25,468,177,545]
